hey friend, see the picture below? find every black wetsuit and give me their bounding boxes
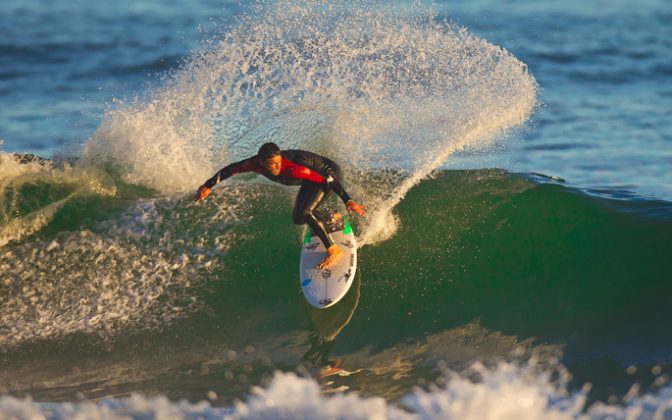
[203,150,352,248]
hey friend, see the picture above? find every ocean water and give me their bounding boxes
[1,0,672,418]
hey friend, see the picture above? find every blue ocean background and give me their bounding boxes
[1,0,672,418]
[2,0,670,198]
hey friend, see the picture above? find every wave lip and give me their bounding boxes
[0,153,116,248]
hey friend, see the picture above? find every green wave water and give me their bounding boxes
[1,164,670,405]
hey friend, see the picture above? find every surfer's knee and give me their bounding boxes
[293,208,311,225]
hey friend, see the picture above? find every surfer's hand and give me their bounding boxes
[345,200,366,216]
[194,185,211,203]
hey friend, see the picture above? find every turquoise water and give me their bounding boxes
[1,0,672,417]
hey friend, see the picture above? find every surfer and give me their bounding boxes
[194,142,366,269]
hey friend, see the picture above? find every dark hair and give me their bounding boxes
[258,142,281,159]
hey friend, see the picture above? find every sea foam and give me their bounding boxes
[1,361,671,419]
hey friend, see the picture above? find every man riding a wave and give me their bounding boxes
[194,142,366,269]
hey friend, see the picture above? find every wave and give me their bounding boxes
[1,168,671,405]
[1,361,671,419]
[0,153,118,247]
[5,0,670,409]
[3,169,671,348]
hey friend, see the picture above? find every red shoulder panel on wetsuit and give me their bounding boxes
[281,158,325,184]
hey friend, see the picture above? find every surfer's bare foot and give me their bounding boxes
[316,244,342,269]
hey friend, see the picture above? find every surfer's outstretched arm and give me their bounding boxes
[194,157,257,202]
[324,175,366,216]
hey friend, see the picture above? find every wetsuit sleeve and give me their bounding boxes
[202,157,257,189]
[325,175,352,203]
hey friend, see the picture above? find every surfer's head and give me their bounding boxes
[258,142,281,176]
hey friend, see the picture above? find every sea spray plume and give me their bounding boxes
[82,0,536,244]
[81,89,214,194]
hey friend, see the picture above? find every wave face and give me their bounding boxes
[1,168,671,406]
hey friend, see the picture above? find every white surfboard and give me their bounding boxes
[300,218,357,308]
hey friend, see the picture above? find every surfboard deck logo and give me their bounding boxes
[299,216,357,308]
